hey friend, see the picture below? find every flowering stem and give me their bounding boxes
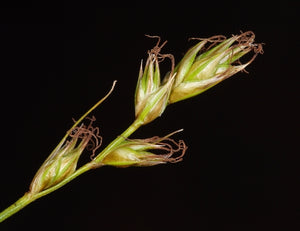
[0,117,143,223]
[0,32,263,223]
[0,80,144,223]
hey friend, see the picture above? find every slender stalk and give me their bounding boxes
[92,117,143,164]
[0,193,33,222]
[0,163,90,223]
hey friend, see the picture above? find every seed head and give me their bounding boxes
[168,31,264,103]
[29,117,101,193]
[101,130,187,167]
[135,36,175,124]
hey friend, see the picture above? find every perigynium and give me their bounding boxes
[0,31,263,223]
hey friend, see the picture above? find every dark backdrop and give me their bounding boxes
[0,3,298,231]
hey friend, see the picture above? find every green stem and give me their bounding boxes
[0,193,33,222]
[92,117,143,164]
[0,117,143,223]
[0,159,91,223]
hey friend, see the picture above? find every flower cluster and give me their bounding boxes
[102,130,187,167]
[134,35,176,125]
[0,32,263,223]
[28,32,263,187]
[103,31,263,168]
[30,117,102,193]
[135,31,263,116]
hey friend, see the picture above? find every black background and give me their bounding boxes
[0,3,299,231]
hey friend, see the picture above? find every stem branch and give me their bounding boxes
[0,117,143,223]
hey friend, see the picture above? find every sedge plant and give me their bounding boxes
[0,31,263,223]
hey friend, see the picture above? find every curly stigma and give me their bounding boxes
[69,116,102,160]
[131,131,187,164]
